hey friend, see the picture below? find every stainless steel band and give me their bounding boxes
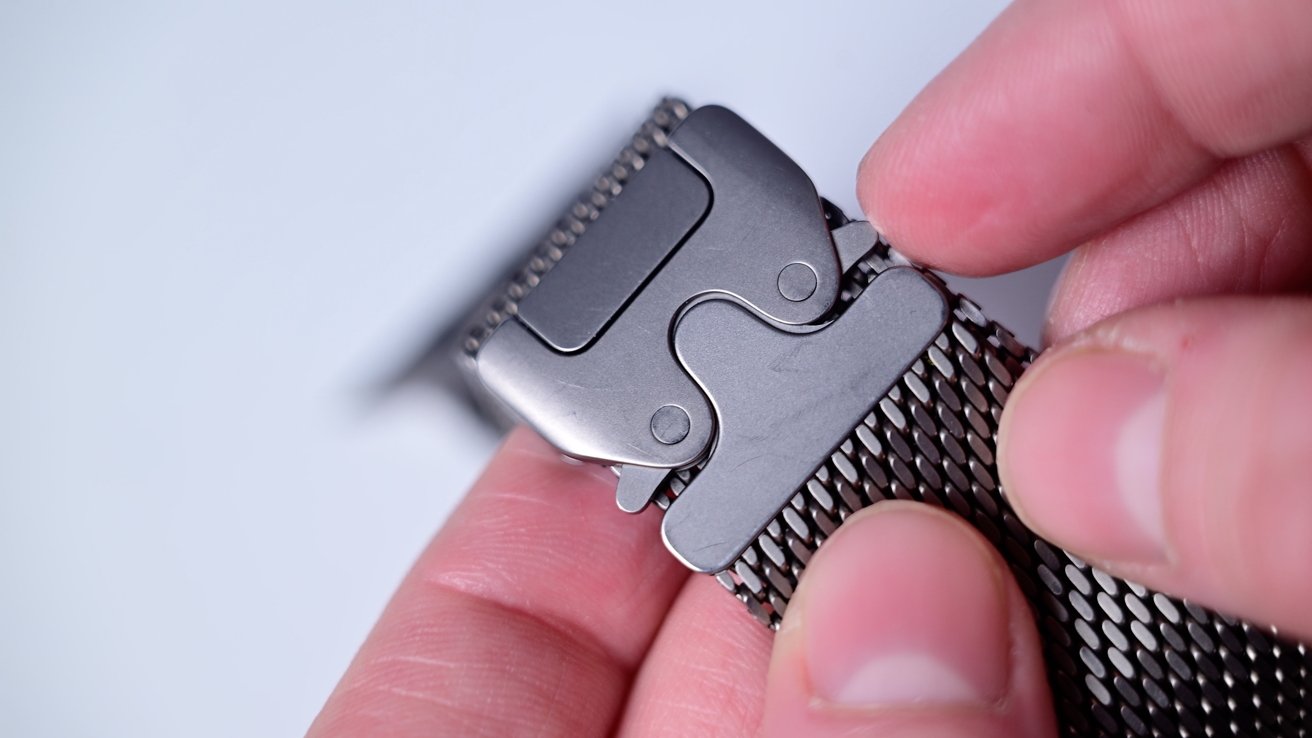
[709,240,1312,736]
[461,99,1311,736]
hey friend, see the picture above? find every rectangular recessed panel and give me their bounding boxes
[516,147,709,353]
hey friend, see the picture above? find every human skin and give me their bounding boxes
[309,1,1312,735]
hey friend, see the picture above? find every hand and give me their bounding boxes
[309,1,1312,735]
[858,0,1312,642]
[307,428,778,737]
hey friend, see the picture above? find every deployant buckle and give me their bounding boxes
[475,105,949,572]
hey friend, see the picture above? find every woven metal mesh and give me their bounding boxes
[713,246,1312,737]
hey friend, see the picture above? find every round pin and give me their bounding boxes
[777,262,818,302]
[650,405,691,445]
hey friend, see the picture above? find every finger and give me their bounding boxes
[999,298,1312,640]
[858,0,1312,275]
[308,428,689,738]
[615,577,772,738]
[761,503,1055,738]
[1045,143,1312,344]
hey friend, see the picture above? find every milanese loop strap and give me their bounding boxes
[465,100,1311,737]
[697,246,1312,736]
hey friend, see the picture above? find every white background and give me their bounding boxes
[0,2,1061,735]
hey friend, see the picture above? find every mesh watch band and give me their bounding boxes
[707,242,1312,736]
[462,99,1312,736]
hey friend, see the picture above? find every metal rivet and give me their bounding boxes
[650,405,690,445]
[777,262,817,302]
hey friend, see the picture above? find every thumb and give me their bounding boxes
[761,502,1056,738]
[999,296,1312,639]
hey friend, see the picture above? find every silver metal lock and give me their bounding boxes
[476,104,946,573]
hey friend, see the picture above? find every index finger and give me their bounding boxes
[859,0,1312,275]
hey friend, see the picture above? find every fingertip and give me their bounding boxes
[855,139,886,234]
[855,1,1092,276]
[857,108,1021,277]
[856,0,1312,279]
[1001,300,1312,641]
[998,347,1171,568]
[762,503,1055,738]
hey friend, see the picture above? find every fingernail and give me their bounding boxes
[798,504,1012,709]
[1000,349,1168,564]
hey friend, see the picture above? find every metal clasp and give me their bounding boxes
[475,105,948,572]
